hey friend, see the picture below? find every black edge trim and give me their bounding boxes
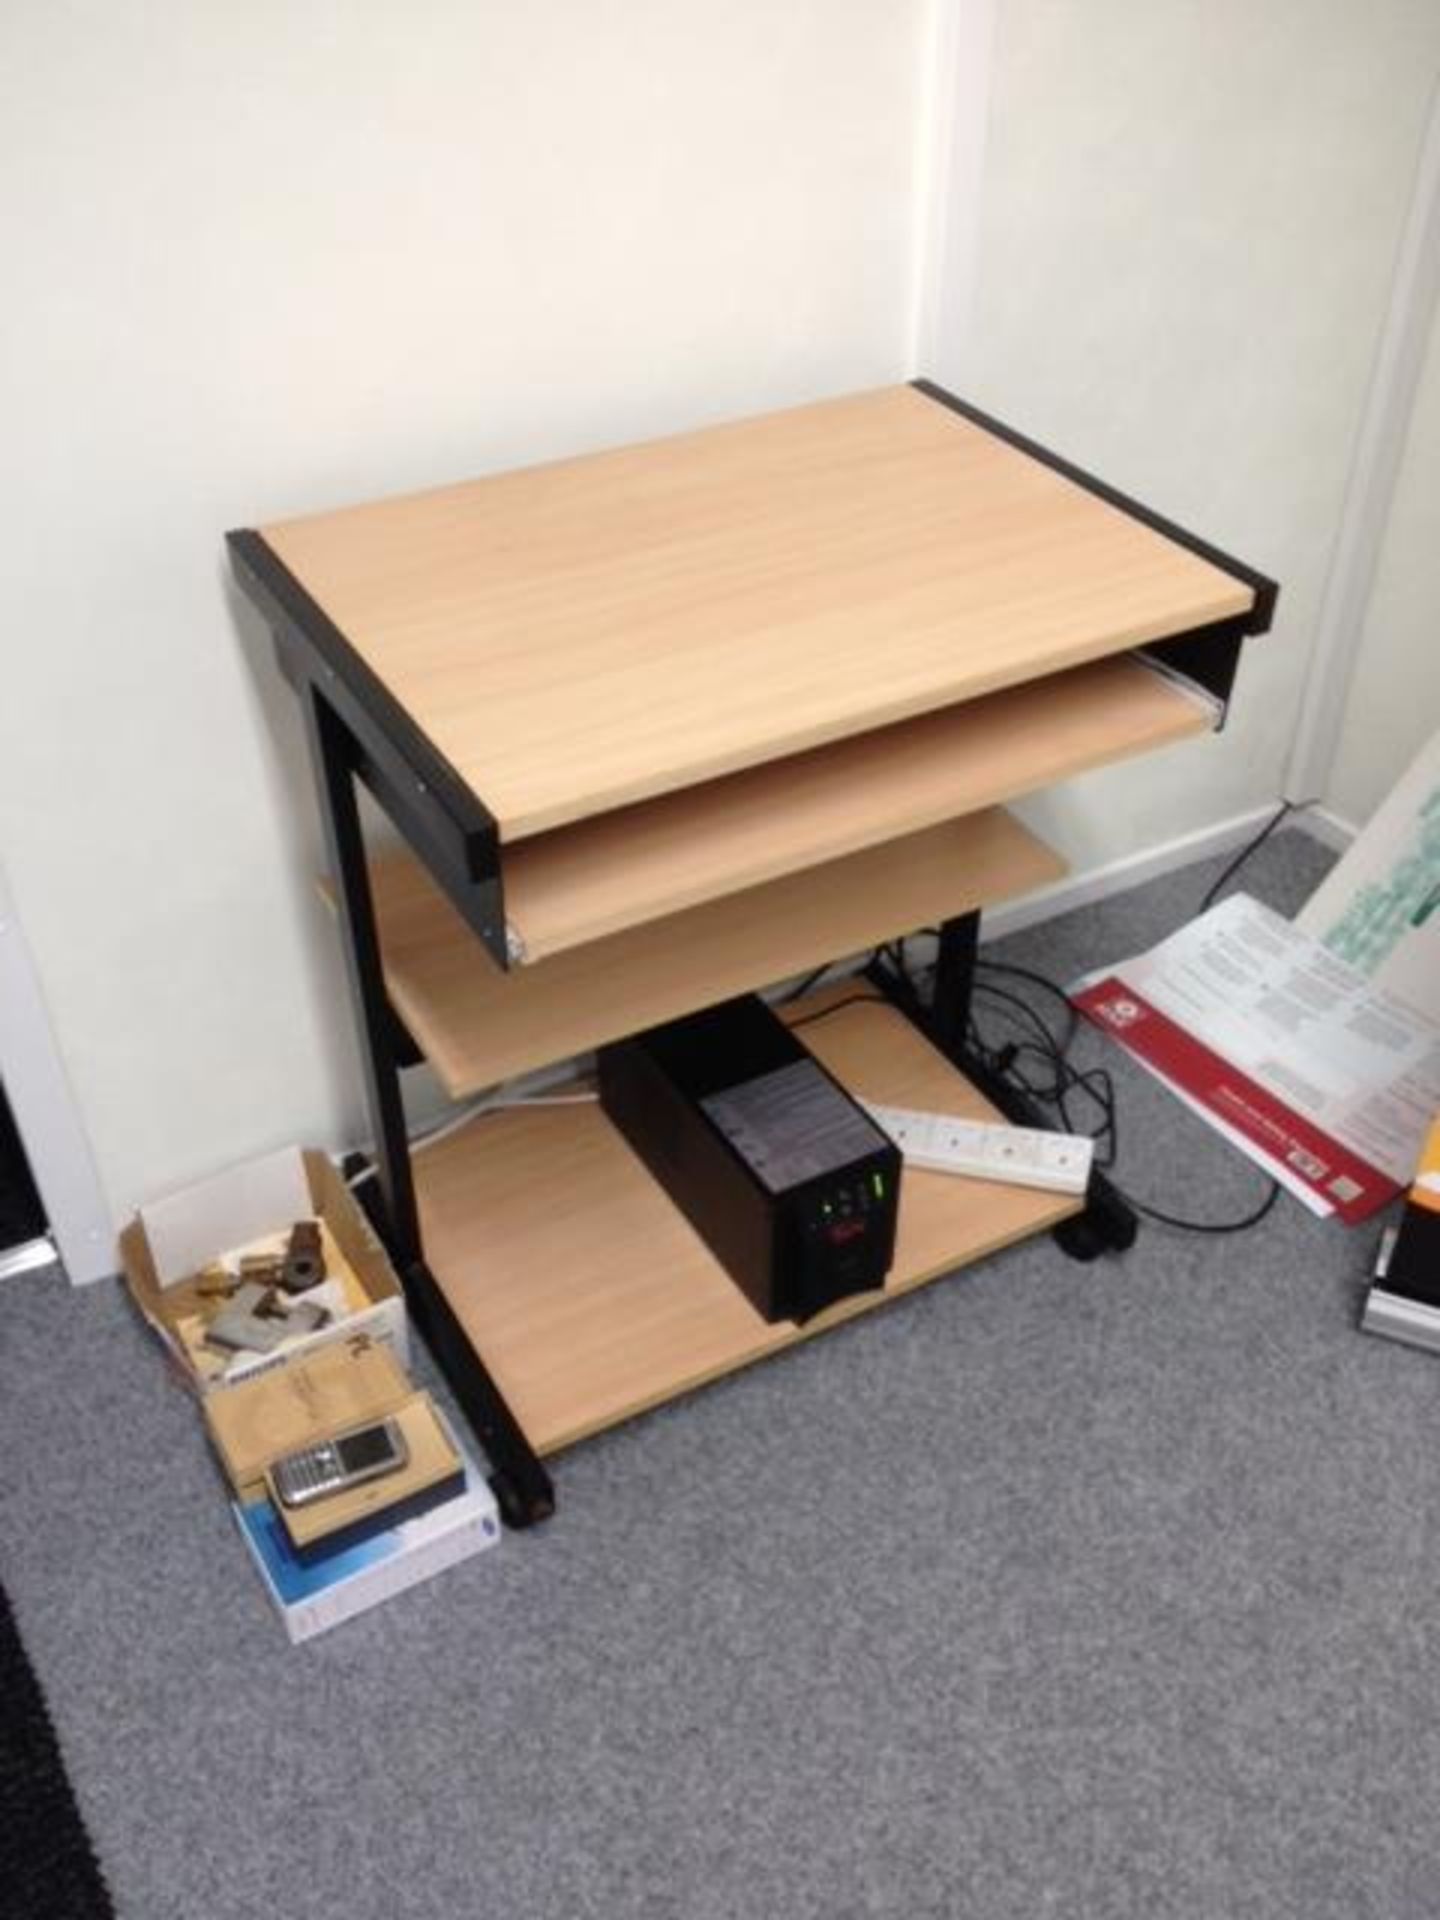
[911,379,1278,635]
[1138,617,1249,716]
[227,528,510,971]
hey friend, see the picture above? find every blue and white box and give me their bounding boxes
[234,1439,500,1642]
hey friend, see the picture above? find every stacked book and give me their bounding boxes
[1361,1114,1440,1354]
[205,1339,499,1641]
[233,1451,498,1644]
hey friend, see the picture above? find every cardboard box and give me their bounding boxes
[121,1146,408,1394]
[204,1337,412,1494]
[203,1340,463,1552]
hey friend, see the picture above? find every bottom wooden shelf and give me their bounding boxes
[414,987,1079,1455]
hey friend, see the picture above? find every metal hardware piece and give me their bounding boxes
[238,1253,285,1289]
[282,1219,325,1294]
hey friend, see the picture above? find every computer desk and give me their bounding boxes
[229,381,1276,1525]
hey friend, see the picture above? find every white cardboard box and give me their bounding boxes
[120,1146,409,1394]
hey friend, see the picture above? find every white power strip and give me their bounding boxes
[861,1102,1094,1195]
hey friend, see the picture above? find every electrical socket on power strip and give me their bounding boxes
[860,1102,1093,1195]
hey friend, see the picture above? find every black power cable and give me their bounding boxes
[787,992,888,1031]
[786,965,1279,1233]
[1127,1182,1281,1235]
[1197,797,1319,913]
[783,866,1298,1236]
[848,934,1286,1238]
[971,962,1284,1234]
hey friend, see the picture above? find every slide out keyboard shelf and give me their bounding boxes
[498,652,1213,962]
[340,808,1064,1097]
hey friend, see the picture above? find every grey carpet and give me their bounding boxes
[5,829,1438,1920]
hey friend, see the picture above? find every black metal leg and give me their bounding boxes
[931,912,980,1057]
[302,686,422,1261]
[300,683,556,1525]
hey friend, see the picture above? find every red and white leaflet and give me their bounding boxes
[1072,893,1440,1224]
[1121,1059,1336,1218]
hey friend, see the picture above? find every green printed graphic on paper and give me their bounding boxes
[1322,786,1440,976]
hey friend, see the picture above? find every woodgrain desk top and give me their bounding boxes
[261,384,1254,842]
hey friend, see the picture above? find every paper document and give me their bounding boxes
[1297,729,1440,1023]
[1073,893,1440,1223]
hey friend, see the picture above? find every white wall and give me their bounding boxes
[0,1,934,1224]
[1326,300,1440,823]
[946,0,1440,871]
[15,0,1437,1236]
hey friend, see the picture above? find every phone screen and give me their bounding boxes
[335,1426,397,1473]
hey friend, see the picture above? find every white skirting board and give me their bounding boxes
[0,1237,60,1283]
[979,803,1353,944]
[1296,805,1359,855]
[774,802,1349,1003]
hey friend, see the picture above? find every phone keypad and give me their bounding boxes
[274,1444,343,1506]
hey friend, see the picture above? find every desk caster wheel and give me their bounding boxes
[1053,1177,1139,1261]
[1053,1215,1106,1262]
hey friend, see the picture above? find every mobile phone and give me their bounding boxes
[269,1418,408,1509]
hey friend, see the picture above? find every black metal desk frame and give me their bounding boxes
[228,382,1276,1527]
